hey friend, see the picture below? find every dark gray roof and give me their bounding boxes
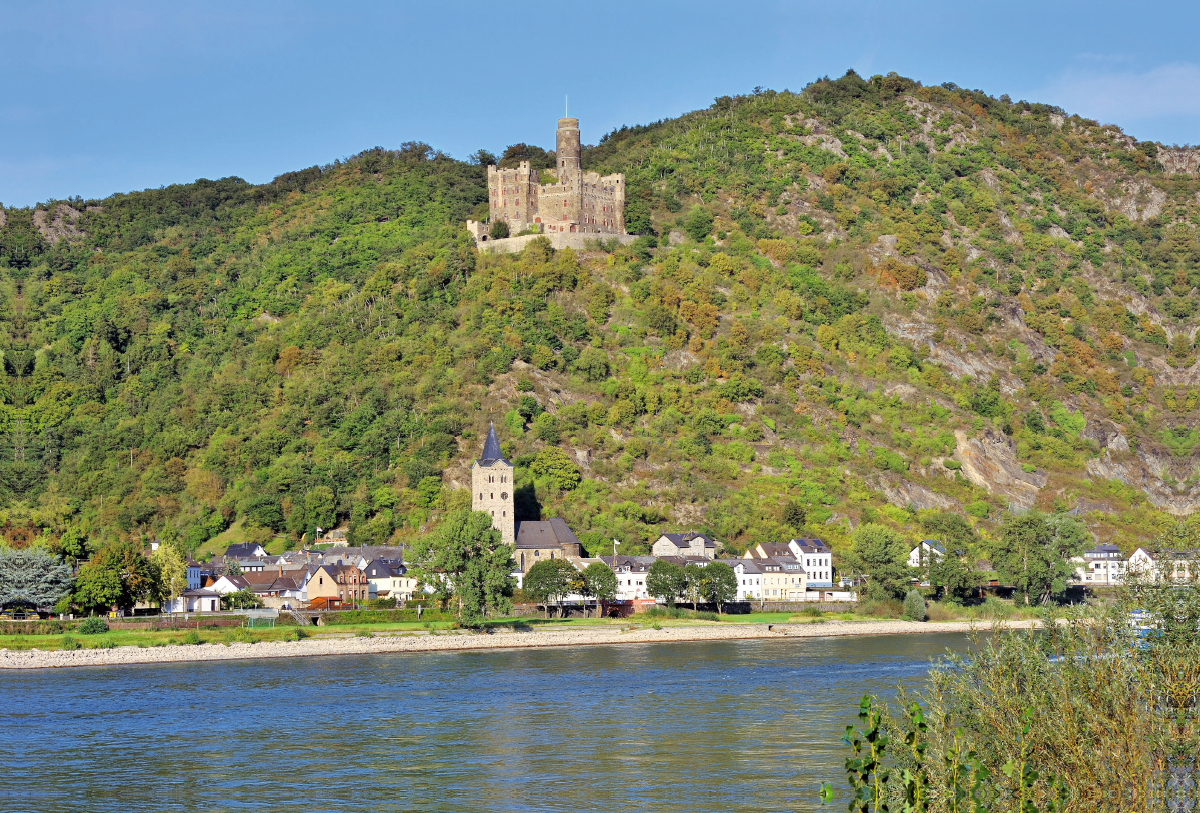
[223,543,264,558]
[921,540,947,554]
[791,537,831,553]
[477,422,509,466]
[659,532,715,548]
[515,518,580,549]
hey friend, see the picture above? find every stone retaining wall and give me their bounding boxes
[474,232,637,255]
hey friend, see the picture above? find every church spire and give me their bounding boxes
[480,422,504,463]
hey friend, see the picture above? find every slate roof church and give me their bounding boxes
[471,424,582,573]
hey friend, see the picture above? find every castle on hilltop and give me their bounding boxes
[466,118,626,243]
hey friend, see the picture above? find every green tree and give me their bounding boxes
[991,511,1087,605]
[305,486,337,530]
[852,523,911,601]
[0,548,73,610]
[582,561,618,617]
[73,540,159,613]
[683,562,707,610]
[408,509,514,626]
[151,542,189,604]
[782,500,807,531]
[703,561,738,613]
[646,559,686,607]
[221,588,263,610]
[523,558,578,618]
[489,219,510,239]
[930,547,984,603]
[684,205,714,241]
[574,347,610,381]
[532,412,559,444]
[55,525,88,564]
[530,447,581,491]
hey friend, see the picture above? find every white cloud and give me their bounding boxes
[1030,62,1200,137]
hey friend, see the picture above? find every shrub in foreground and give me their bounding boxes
[823,550,1200,812]
[77,617,109,635]
[902,589,926,621]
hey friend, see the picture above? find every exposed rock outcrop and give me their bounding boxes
[1158,148,1200,176]
[953,428,1047,511]
[879,478,959,511]
[33,204,84,244]
[1086,449,1200,516]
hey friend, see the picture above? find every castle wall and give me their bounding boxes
[474,232,637,254]
[488,162,539,231]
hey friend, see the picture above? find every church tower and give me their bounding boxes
[471,423,515,546]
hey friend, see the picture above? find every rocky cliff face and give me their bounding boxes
[954,428,1048,511]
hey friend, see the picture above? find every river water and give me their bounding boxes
[7,633,972,813]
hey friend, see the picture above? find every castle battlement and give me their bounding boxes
[468,117,626,244]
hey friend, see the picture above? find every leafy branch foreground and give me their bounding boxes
[823,571,1200,812]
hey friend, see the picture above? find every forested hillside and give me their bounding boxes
[3,69,1200,562]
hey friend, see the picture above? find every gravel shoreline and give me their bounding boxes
[0,619,1041,670]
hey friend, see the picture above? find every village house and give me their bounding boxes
[758,557,807,601]
[907,540,945,569]
[651,532,717,560]
[1072,543,1126,585]
[363,559,416,603]
[602,555,656,602]
[790,538,834,587]
[162,588,221,614]
[1128,547,1197,583]
[726,558,762,602]
[305,563,371,604]
[223,542,267,559]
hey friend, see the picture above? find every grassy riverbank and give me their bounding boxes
[0,601,1036,652]
[1,617,1044,670]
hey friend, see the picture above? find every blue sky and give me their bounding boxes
[2,0,1199,207]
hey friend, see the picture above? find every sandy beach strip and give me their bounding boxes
[0,619,1041,670]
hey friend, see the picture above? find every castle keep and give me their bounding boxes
[467,118,625,242]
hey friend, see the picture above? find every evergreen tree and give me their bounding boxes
[0,548,73,610]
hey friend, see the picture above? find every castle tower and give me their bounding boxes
[470,423,515,546]
[556,118,581,187]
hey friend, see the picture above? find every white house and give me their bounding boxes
[790,538,834,588]
[363,560,417,603]
[1128,547,1196,582]
[162,589,221,613]
[651,532,717,560]
[1072,543,1126,585]
[728,559,762,601]
[605,555,655,601]
[908,540,946,569]
[208,575,251,595]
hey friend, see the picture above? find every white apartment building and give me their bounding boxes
[1072,543,1126,585]
[790,538,834,587]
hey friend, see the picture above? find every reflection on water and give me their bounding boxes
[8,633,974,813]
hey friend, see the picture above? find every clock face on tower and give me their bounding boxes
[501,492,509,500]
